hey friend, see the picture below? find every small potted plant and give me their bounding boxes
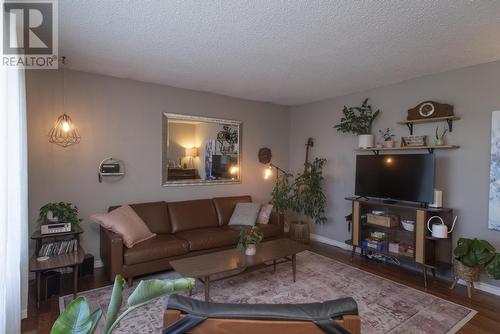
[37,202,82,227]
[452,238,500,298]
[379,128,396,148]
[236,226,263,256]
[334,98,380,148]
[435,126,448,146]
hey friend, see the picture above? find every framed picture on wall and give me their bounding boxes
[488,111,500,231]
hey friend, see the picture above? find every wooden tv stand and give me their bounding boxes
[345,197,454,287]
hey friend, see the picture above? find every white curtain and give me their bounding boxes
[0,1,29,332]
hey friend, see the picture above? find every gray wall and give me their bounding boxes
[289,60,500,286]
[27,70,289,259]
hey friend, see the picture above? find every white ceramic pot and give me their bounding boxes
[245,243,256,256]
[358,134,374,148]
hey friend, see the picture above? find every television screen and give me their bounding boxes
[355,154,435,203]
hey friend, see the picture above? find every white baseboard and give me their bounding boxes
[94,259,104,268]
[457,279,500,297]
[310,233,500,297]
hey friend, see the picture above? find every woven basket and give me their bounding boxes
[453,258,480,282]
[289,221,310,244]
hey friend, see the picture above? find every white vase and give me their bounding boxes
[245,243,256,256]
[358,134,374,148]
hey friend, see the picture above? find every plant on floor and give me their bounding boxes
[333,98,380,135]
[289,158,327,224]
[38,202,82,226]
[236,225,264,251]
[454,238,500,279]
[50,275,195,334]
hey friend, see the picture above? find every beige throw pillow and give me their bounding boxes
[228,203,261,226]
[257,204,273,224]
[91,205,156,248]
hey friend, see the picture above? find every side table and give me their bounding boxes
[29,226,85,308]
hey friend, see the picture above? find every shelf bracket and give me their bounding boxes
[406,123,414,135]
[427,148,434,154]
[446,119,453,132]
[372,150,380,155]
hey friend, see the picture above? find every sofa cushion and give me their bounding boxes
[213,196,252,225]
[92,205,156,248]
[228,203,260,226]
[168,199,219,233]
[176,227,240,251]
[109,201,171,234]
[123,234,189,265]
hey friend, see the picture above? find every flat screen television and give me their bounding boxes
[355,154,435,204]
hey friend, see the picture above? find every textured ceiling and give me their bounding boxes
[59,1,500,106]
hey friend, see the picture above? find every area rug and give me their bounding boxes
[60,251,476,333]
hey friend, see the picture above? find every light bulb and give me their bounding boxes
[230,166,239,175]
[62,121,70,132]
[264,166,273,180]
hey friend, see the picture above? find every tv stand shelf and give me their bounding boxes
[345,197,454,287]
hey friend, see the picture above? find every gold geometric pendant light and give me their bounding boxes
[48,56,81,147]
[48,113,81,147]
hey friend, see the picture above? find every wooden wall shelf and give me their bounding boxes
[355,145,459,154]
[397,116,461,135]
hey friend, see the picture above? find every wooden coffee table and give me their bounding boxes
[170,238,308,302]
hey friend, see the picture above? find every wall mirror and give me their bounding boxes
[162,113,241,186]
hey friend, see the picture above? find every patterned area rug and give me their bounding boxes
[60,251,476,333]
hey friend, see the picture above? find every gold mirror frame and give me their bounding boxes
[162,113,242,186]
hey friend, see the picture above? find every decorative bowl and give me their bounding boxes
[401,220,415,232]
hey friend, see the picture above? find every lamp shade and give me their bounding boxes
[48,113,81,147]
[185,147,198,157]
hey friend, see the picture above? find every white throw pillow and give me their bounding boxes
[228,203,261,226]
[257,204,273,224]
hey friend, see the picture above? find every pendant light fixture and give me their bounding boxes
[48,56,81,147]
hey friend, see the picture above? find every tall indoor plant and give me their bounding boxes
[270,158,327,243]
[334,98,380,148]
[51,275,195,334]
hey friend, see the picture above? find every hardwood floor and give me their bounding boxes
[22,241,500,333]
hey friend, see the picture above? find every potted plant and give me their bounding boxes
[287,158,328,243]
[38,202,82,227]
[451,238,500,298]
[435,126,448,146]
[379,128,396,148]
[236,226,264,256]
[50,275,194,334]
[334,98,380,148]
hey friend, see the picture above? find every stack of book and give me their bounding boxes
[38,239,78,257]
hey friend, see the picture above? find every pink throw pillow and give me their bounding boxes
[257,204,273,224]
[91,205,156,248]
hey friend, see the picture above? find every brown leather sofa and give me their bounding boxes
[100,196,284,282]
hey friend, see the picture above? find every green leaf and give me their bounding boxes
[88,309,103,334]
[50,296,101,334]
[103,275,125,333]
[127,278,195,308]
[486,254,500,279]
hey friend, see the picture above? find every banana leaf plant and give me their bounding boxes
[50,275,195,334]
[454,238,500,280]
